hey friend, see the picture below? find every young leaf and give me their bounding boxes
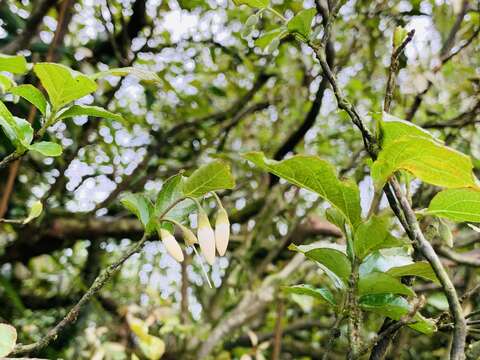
[358,272,415,297]
[379,112,438,148]
[14,117,34,148]
[33,63,97,110]
[155,173,196,224]
[359,294,436,334]
[0,323,16,357]
[0,100,20,145]
[255,28,287,49]
[287,8,316,40]
[289,244,351,287]
[55,105,124,123]
[232,0,269,8]
[244,152,361,226]
[359,248,412,277]
[284,284,336,305]
[0,74,15,93]
[354,215,405,259]
[0,54,28,74]
[428,188,480,222]
[121,193,155,233]
[90,67,161,83]
[371,135,477,189]
[9,85,47,115]
[182,160,235,198]
[23,201,43,224]
[28,141,63,157]
[386,262,438,283]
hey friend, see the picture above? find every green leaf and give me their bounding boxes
[287,8,316,40]
[0,323,16,357]
[121,193,155,233]
[0,74,15,93]
[354,215,405,259]
[359,294,436,334]
[33,63,97,110]
[386,261,438,282]
[9,85,47,115]
[0,100,20,144]
[55,104,124,123]
[90,67,161,83]
[358,272,415,297]
[182,160,235,198]
[155,173,196,225]
[289,244,351,288]
[283,284,336,305]
[255,28,287,49]
[371,135,477,189]
[0,54,28,74]
[379,112,438,148]
[232,0,269,8]
[28,141,62,157]
[428,188,480,223]
[244,152,361,226]
[359,248,412,277]
[138,334,165,360]
[325,207,346,233]
[14,117,33,148]
[23,201,43,224]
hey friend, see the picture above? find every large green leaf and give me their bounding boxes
[379,112,437,148]
[0,323,16,357]
[244,152,361,226]
[232,0,269,8]
[182,160,235,198]
[33,63,97,110]
[358,272,415,297]
[284,284,336,306]
[0,54,27,74]
[354,215,405,259]
[28,141,63,157]
[121,193,155,234]
[287,8,316,40]
[55,105,124,123]
[386,261,438,283]
[371,135,477,189]
[290,244,351,288]
[428,188,480,222]
[10,85,47,115]
[359,294,436,334]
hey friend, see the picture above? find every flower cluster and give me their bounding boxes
[158,193,230,265]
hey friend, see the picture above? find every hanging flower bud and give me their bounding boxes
[245,14,259,28]
[159,228,184,262]
[179,224,198,246]
[215,207,230,256]
[197,210,216,265]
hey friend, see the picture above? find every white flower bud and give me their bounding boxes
[197,211,216,265]
[159,228,184,262]
[180,224,198,246]
[215,208,230,256]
